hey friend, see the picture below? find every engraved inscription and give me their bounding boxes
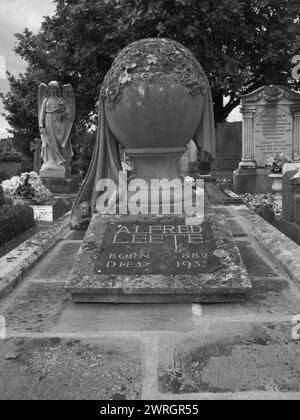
[254,108,293,166]
[95,221,222,275]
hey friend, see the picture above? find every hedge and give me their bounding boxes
[0,152,22,163]
[0,205,35,247]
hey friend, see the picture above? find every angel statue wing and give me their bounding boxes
[62,84,76,148]
[38,83,48,124]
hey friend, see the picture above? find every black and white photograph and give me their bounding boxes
[0,0,300,404]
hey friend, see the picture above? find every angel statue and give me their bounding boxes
[38,81,76,177]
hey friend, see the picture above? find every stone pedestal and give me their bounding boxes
[269,173,283,193]
[125,146,187,210]
[40,167,66,179]
[68,213,251,303]
[41,175,81,194]
[233,167,272,194]
[125,147,186,183]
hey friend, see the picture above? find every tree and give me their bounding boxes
[116,0,300,120]
[1,67,50,155]
[1,0,299,153]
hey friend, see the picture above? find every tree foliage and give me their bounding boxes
[1,0,300,152]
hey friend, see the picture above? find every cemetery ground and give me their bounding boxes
[0,193,300,400]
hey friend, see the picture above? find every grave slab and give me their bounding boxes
[68,214,251,303]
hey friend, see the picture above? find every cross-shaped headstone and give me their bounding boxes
[30,138,42,174]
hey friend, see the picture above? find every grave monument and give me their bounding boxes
[234,85,300,193]
[280,163,300,244]
[69,38,251,303]
[38,81,80,193]
[211,122,242,174]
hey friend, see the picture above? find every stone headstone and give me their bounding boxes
[280,165,300,244]
[211,122,242,173]
[234,85,300,193]
[0,138,15,154]
[282,163,300,221]
[179,140,199,176]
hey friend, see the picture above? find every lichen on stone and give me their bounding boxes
[101,38,207,110]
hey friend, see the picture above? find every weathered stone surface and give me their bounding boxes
[0,213,70,299]
[211,122,242,172]
[254,107,293,166]
[68,214,251,303]
[41,175,80,194]
[235,204,300,287]
[233,167,273,194]
[1,198,300,400]
[0,338,143,400]
[30,196,73,222]
[31,241,81,283]
[282,166,300,222]
[236,241,278,277]
[240,86,300,167]
[2,284,69,333]
[279,219,300,245]
[38,81,75,177]
[234,85,300,193]
[71,38,216,227]
[205,183,244,205]
[158,322,300,394]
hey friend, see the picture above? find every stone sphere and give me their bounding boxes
[102,38,208,149]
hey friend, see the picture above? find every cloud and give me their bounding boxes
[0,0,55,32]
[0,0,55,137]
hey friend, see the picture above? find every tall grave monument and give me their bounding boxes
[38,81,80,193]
[234,85,300,193]
[69,39,251,303]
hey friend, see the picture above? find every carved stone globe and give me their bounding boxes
[101,38,214,182]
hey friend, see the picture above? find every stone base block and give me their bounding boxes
[279,219,300,245]
[233,167,272,193]
[40,168,65,179]
[41,175,80,194]
[68,213,251,303]
[211,158,241,172]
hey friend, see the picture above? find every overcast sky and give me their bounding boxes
[0,0,240,138]
[0,0,56,138]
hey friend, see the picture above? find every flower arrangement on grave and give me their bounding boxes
[53,99,67,122]
[184,176,197,189]
[1,172,53,205]
[265,153,300,173]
